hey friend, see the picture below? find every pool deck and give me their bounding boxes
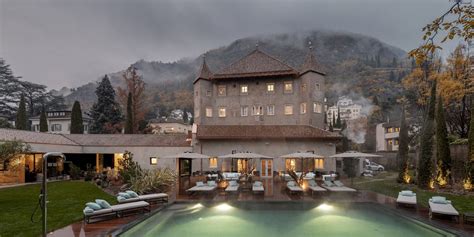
[49,176,474,236]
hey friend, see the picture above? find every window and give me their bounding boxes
[313,102,322,113]
[218,107,226,117]
[284,105,293,115]
[395,127,400,132]
[301,83,307,92]
[33,124,39,132]
[252,105,264,116]
[394,139,399,145]
[315,158,324,169]
[267,105,275,116]
[83,124,89,132]
[218,85,226,96]
[241,106,249,117]
[387,127,394,133]
[206,90,212,96]
[387,139,393,145]
[300,103,307,114]
[315,83,320,91]
[150,157,158,165]
[284,82,293,93]
[285,159,296,171]
[51,124,62,132]
[266,83,275,93]
[209,157,218,168]
[206,107,213,117]
[240,85,248,94]
[195,90,198,96]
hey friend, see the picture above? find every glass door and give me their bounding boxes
[261,159,273,178]
[179,158,192,177]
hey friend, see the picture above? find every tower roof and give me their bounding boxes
[196,57,213,80]
[300,44,325,76]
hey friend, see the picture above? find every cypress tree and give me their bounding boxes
[417,80,436,189]
[332,111,336,128]
[70,101,84,134]
[397,107,409,183]
[15,94,28,130]
[125,92,133,134]
[336,108,342,128]
[468,103,474,182]
[435,96,451,185]
[183,109,189,124]
[39,109,48,132]
[89,75,123,134]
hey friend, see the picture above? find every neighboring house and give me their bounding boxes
[376,121,400,151]
[30,110,91,134]
[193,46,340,176]
[326,96,363,124]
[148,122,192,134]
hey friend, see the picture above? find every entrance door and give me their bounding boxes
[261,159,273,178]
[179,158,192,177]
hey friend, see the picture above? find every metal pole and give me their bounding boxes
[41,152,65,237]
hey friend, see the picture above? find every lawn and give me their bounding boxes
[352,172,474,213]
[0,181,115,237]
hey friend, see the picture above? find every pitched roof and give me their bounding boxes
[213,49,298,79]
[196,57,213,80]
[196,125,341,140]
[0,129,78,146]
[300,48,325,76]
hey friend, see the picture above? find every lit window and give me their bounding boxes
[313,102,322,113]
[284,82,293,93]
[267,105,275,116]
[218,107,226,117]
[206,107,213,117]
[267,83,275,93]
[395,139,399,145]
[315,158,324,169]
[240,85,248,94]
[241,106,249,117]
[285,159,296,171]
[300,103,307,114]
[284,105,293,115]
[388,139,393,145]
[315,83,320,91]
[395,127,400,132]
[218,85,226,96]
[252,105,264,115]
[209,157,218,168]
[387,127,394,133]
[150,157,158,165]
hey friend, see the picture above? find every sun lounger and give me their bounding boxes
[83,200,150,223]
[287,181,304,194]
[396,190,416,206]
[252,181,264,193]
[322,180,357,192]
[303,172,316,180]
[225,180,239,192]
[186,181,218,193]
[117,190,168,204]
[307,180,326,194]
[429,196,459,222]
[222,172,240,181]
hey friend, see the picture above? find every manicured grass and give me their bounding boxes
[0,181,115,237]
[353,172,474,213]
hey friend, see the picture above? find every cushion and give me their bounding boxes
[126,190,139,198]
[432,196,447,204]
[118,192,131,199]
[401,190,414,196]
[96,199,111,209]
[208,181,216,186]
[308,180,317,186]
[83,206,94,214]
[254,182,262,187]
[287,181,296,187]
[86,202,102,210]
[229,181,237,186]
[196,181,205,187]
[324,181,334,187]
[117,196,127,202]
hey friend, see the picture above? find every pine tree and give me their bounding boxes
[397,107,409,183]
[125,92,133,134]
[39,109,48,132]
[70,101,84,134]
[436,96,451,185]
[15,94,28,130]
[336,108,342,128]
[332,111,336,128]
[89,75,123,134]
[183,109,189,124]
[417,80,436,188]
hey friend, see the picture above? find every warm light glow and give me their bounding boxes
[402,168,411,184]
[215,203,233,212]
[316,203,333,211]
[435,162,449,187]
[464,177,473,191]
[192,203,204,209]
[429,179,435,189]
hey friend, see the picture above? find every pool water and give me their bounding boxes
[120,202,456,237]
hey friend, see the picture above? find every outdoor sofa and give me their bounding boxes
[429,196,459,222]
[83,200,150,224]
[117,190,168,204]
[396,190,417,207]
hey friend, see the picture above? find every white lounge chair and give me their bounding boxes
[252,181,264,193]
[225,180,239,192]
[117,191,168,204]
[307,180,326,195]
[222,172,240,181]
[396,190,416,207]
[429,196,459,222]
[322,180,357,192]
[186,181,218,193]
[303,172,316,180]
[83,200,150,223]
[287,181,304,194]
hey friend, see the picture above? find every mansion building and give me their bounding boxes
[192,47,340,176]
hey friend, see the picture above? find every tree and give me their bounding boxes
[417,80,437,189]
[343,158,357,185]
[392,57,398,68]
[183,109,189,124]
[118,151,142,184]
[124,92,133,134]
[117,66,148,133]
[70,101,84,134]
[336,108,342,128]
[19,81,47,117]
[15,94,28,130]
[397,107,410,183]
[0,140,31,171]
[332,111,336,128]
[436,96,451,186]
[0,119,13,129]
[0,58,22,116]
[39,109,48,132]
[89,75,123,134]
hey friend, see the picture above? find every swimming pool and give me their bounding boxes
[119,202,457,237]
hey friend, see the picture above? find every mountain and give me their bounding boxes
[65,30,409,117]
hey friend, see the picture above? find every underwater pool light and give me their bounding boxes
[215,203,233,212]
[316,203,333,211]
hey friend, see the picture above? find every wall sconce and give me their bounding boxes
[150,157,158,165]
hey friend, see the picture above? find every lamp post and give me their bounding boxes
[41,152,65,237]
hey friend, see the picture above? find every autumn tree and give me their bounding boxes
[124,92,133,134]
[117,66,148,133]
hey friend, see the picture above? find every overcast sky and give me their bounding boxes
[0,0,464,89]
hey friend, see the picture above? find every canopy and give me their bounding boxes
[163,151,210,159]
[329,151,381,158]
[219,152,272,159]
[280,152,324,159]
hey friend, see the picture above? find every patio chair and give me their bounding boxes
[252,181,264,193]
[322,180,356,192]
[83,200,150,224]
[287,181,304,194]
[429,196,459,223]
[396,190,416,207]
[117,190,168,204]
[307,180,326,195]
[303,172,316,180]
[186,181,218,193]
[225,180,239,192]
